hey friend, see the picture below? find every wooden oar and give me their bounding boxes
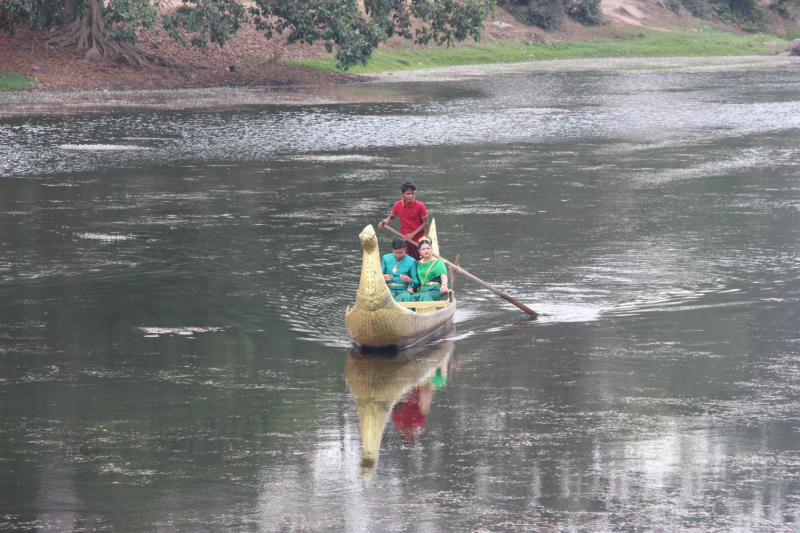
[380,225,539,318]
[447,254,460,303]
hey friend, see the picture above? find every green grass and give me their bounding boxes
[0,71,34,91]
[280,28,788,73]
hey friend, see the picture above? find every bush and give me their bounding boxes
[712,0,771,23]
[0,0,49,33]
[567,0,605,25]
[664,0,684,15]
[666,0,772,27]
[681,0,714,18]
[501,0,566,30]
[502,0,604,29]
[770,0,800,20]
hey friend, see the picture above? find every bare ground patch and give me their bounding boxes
[0,20,369,91]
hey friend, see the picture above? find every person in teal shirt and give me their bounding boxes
[382,238,420,302]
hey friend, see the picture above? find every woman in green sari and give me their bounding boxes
[413,237,450,302]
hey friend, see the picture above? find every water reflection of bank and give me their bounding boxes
[345,326,455,482]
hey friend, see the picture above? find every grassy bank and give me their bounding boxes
[0,71,34,91]
[281,28,787,73]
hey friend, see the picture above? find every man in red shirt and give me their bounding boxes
[378,181,428,260]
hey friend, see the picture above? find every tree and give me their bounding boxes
[249,0,493,69]
[0,0,493,69]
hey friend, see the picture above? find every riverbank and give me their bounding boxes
[2,0,798,95]
[282,27,792,74]
[0,23,363,93]
[1,54,797,117]
[2,0,799,116]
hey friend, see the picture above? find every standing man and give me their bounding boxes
[381,238,420,302]
[378,181,429,260]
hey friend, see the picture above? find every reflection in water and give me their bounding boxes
[36,464,78,533]
[345,326,455,482]
[391,365,447,443]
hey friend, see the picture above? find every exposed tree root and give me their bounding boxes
[47,0,178,69]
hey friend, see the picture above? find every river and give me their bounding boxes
[1,67,800,531]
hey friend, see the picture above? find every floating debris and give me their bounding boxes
[139,327,231,336]
[57,144,150,150]
[79,233,134,241]
[503,107,564,114]
[288,155,386,163]
[119,137,173,141]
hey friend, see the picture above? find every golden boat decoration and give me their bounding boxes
[345,328,455,483]
[345,219,457,349]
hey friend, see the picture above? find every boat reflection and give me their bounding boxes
[344,325,456,483]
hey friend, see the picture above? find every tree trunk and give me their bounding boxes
[60,0,74,25]
[47,0,174,68]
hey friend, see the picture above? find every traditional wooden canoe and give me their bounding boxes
[345,219,456,348]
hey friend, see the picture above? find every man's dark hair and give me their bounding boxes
[401,181,416,193]
[392,238,406,250]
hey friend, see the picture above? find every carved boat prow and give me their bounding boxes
[345,219,456,349]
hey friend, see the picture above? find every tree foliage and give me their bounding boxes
[1,0,62,33]
[162,0,248,49]
[249,0,493,69]
[105,0,159,44]
[0,0,494,69]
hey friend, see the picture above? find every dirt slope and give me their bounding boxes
[0,21,363,91]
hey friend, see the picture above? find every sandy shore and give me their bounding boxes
[373,55,800,82]
[2,55,798,117]
[0,84,391,118]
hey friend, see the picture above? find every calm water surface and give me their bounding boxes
[1,70,800,532]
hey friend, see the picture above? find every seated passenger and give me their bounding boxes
[414,237,449,302]
[382,238,420,302]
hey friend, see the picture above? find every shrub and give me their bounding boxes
[681,0,714,18]
[664,0,684,15]
[567,0,605,25]
[771,0,800,20]
[712,0,771,24]
[667,0,772,28]
[501,0,566,30]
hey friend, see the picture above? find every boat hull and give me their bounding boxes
[346,295,456,349]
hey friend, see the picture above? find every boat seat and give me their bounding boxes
[398,301,449,310]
